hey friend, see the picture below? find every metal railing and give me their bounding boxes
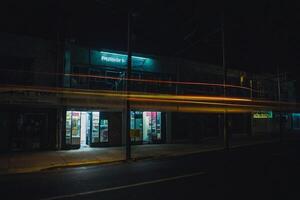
[0,69,285,101]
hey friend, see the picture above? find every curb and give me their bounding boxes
[0,140,285,176]
[43,160,125,171]
[0,160,125,176]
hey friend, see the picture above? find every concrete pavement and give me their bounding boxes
[0,135,288,175]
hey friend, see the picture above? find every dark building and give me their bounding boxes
[0,32,297,152]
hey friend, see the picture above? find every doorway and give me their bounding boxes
[66,111,107,148]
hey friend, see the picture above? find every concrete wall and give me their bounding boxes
[171,112,220,143]
[106,112,122,146]
[165,112,172,143]
[0,111,11,152]
[0,33,57,70]
[0,32,58,87]
[228,113,251,136]
[0,106,57,152]
[252,113,293,136]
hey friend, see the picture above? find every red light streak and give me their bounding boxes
[0,69,259,93]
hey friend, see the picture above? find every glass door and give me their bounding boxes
[80,112,88,147]
[65,111,81,146]
[86,111,109,145]
[149,112,157,142]
[143,112,152,142]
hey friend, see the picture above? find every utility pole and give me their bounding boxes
[277,66,283,144]
[249,79,253,137]
[250,80,253,99]
[125,10,132,160]
[222,13,229,151]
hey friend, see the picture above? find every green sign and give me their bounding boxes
[292,113,300,117]
[253,111,273,119]
[95,51,155,69]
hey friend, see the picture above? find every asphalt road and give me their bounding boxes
[1,142,300,200]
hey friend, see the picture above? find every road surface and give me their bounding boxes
[1,142,300,200]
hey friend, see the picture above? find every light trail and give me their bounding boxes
[1,84,299,113]
[0,69,259,93]
[0,84,253,103]
[64,73,259,92]
[128,97,268,109]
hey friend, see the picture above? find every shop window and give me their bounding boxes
[65,111,72,145]
[100,119,108,142]
[71,112,81,145]
[65,111,83,145]
[65,111,108,147]
[130,111,143,142]
[143,112,161,143]
[131,111,162,143]
[292,114,300,129]
[92,112,100,143]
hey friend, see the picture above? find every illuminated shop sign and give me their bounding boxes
[101,55,126,63]
[292,113,300,117]
[99,51,151,67]
[253,111,273,119]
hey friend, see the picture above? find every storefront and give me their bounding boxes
[65,111,109,148]
[64,110,164,149]
[62,48,169,149]
[130,111,162,144]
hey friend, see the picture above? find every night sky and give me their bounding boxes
[0,0,299,74]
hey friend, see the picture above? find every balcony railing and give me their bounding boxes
[0,69,285,101]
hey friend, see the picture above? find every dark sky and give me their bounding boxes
[0,0,299,74]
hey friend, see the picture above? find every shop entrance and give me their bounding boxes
[131,111,162,143]
[65,111,108,148]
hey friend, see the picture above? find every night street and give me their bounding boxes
[1,1,300,200]
[1,142,299,200]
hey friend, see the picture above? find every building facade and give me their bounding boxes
[0,33,297,152]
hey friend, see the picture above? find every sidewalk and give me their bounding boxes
[0,136,285,175]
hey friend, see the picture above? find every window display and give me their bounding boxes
[92,112,100,143]
[65,111,72,144]
[292,113,300,129]
[156,112,161,140]
[71,112,81,138]
[100,119,108,142]
[130,111,143,142]
[71,111,81,145]
[131,111,162,143]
